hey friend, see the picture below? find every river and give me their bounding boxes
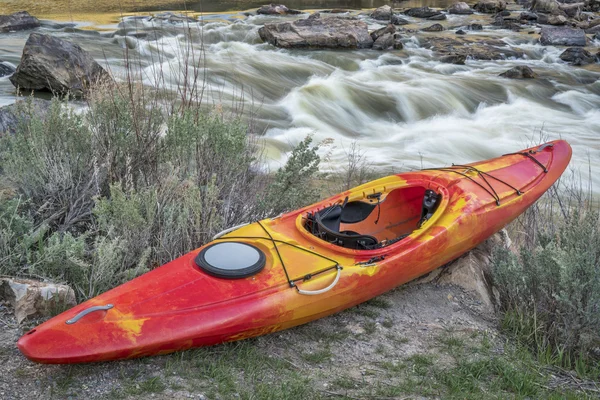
[1,1,599,189]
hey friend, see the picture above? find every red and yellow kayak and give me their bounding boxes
[18,140,571,364]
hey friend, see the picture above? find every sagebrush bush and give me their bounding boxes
[0,87,326,300]
[493,194,600,372]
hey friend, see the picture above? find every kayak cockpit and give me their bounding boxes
[304,185,441,250]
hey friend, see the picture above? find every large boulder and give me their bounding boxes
[257,4,301,15]
[473,0,507,13]
[530,0,561,12]
[539,26,587,45]
[559,47,595,64]
[0,278,76,324]
[0,98,51,135]
[9,33,109,96]
[0,11,40,33]
[371,5,393,20]
[448,2,475,14]
[558,3,583,17]
[499,65,537,78]
[404,7,444,18]
[258,13,373,49]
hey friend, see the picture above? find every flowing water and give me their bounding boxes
[0,1,599,189]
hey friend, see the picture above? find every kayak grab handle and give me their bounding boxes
[66,304,114,325]
[212,223,250,240]
[296,266,342,295]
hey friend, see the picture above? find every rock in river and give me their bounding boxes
[530,0,560,13]
[537,13,567,25]
[0,98,50,135]
[257,4,301,15]
[258,13,373,49]
[371,5,393,20]
[422,23,445,32]
[559,47,596,65]
[473,0,507,13]
[10,33,109,96]
[448,2,475,14]
[539,26,587,45]
[404,7,444,18]
[499,65,537,78]
[0,11,40,33]
[391,15,410,25]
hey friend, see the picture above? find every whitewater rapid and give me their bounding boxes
[0,7,599,189]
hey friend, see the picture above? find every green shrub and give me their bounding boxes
[0,99,97,232]
[493,202,600,374]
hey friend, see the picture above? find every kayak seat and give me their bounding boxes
[307,202,379,250]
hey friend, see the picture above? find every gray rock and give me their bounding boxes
[440,53,467,64]
[537,13,568,24]
[473,0,507,13]
[422,36,524,60]
[559,47,595,64]
[258,14,373,49]
[10,33,109,96]
[0,277,76,324]
[585,24,600,34]
[558,3,583,17]
[0,98,51,135]
[530,0,560,12]
[539,26,587,45]
[0,61,15,77]
[404,7,443,18]
[0,11,40,33]
[456,29,467,34]
[427,14,448,20]
[371,5,393,20]
[393,34,404,50]
[373,33,395,50]
[391,14,410,25]
[257,4,301,15]
[520,11,539,20]
[370,24,396,41]
[448,2,475,14]
[499,65,537,78]
[422,23,445,32]
[470,23,484,30]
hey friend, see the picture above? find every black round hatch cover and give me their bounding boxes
[195,242,266,279]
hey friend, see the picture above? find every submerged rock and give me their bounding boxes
[421,36,524,60]
[0,61,15,77]
[0,11,40,33]
[428,14,448,20]
[10,33,109,96]
[258,14,373,49]
[559,47,595,64]
[371,5,393,20]
[440,53,467,64]
[0,278,76,324]
[422,23,445,32]
[257,4,301,15]
[539,26,587,45]
[448,2,475,14]
[473,0,507,13]
[499,65,537,78]
[404,7,443,18]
